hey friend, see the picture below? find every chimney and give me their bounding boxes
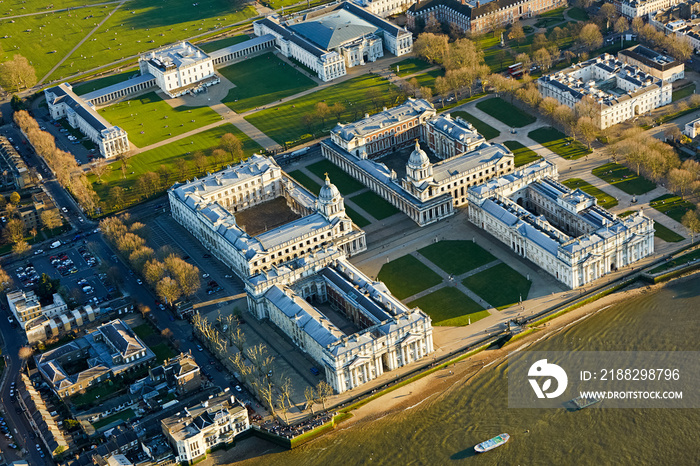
[476,0,480,6]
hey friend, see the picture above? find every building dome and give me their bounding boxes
[319,173,340,202]
[407,140,429,169]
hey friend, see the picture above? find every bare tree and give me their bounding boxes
[682,210,700,242]
[304,386,316,414]
[578,23,603,52]
[12,240,30,257]
[508,22,525,44]
[0,55,37,92]
[231,326,246,354]
[614,17,629,34]
[18,346,33,362]
[40,209,62,230]
[316,380,333,410]
[315,102,331,127]
[413,33,449,65]
[331,102,346,122]
[156,276,181,304]
[219,133,243,163]
[91,162,109,183]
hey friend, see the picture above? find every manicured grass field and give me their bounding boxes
[654,222,685,242]
[672,83,696,102]
[650,194,696,223]
[377,255,443,300]
[528,127,591,160]
[408,287,489,326]
[462,263,531,310]
[287,170,322,194]
[306,160,364,196]
[450,111,500,140]
[98,92,222,147]
[72,69,141,95]
[132,323,155,340]
[197,34,250,53]
[392,58,432,77]
[92,408,135,430]
[649,248,700,274]
[592,163,656,195]
[349,191,399,220]
[503,140,541,167]
[411,68,445,91]
[418,240,496,276]
[567,6,589,21]
[151,342,176,361]
[245,74,397,145]
[0,0,90,14]
[345,206,371,228]
[220,53,317,113]
[89,123,261,214]
[476,97,536,128]
[562,178,618,209]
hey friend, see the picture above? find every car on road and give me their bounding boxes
[136,278,142,285]
[158,304,166,311]
[34,249,44,255]
[224,274,232,278]
[202,273,210,278]
[197,345,203,352]
[7,316,13,324]
[235,385,242,392]
[310,367,320,375]
[36,443,41,450]
[61,207,68,213]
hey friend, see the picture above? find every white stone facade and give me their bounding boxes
[618,45,684,83]
[684,117,700,137]
[616,0,679,18]
[467,160,655,289]
[353,0,418,17]
[139,41,217,98]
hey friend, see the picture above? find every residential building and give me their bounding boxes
[161,392,249,463]
[168,154,366,280]
[17,373,70,457]
[17,191,60,232]
[254,2,412,82]
[618,45,684,82]
[650,1,700,52]
[467,160,655,288]
[7,290,67,327]
[149,351,202,395]
[537,53,672,129]
[35,319,155,398]
[322,98,515,226]
[44,83,130,158]
[615,0,680,18]
[685,116,700,137]
[407,0,566,34]
[0,136,32,189]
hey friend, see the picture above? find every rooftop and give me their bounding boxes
[333,98,434,142]
[141,41,210,71]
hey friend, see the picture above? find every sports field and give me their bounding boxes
[98,92,222,147]
[219,53,317,113]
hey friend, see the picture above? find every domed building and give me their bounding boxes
[317,173,345,219]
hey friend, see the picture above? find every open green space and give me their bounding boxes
[567,6,589,21]
[672,84,696,102]
[562,178,618,209]
[411,68,445,91]
[92,408,135,430]
[377,255,443,300]
[618,210,636,218]
[654,222,685,242]
[392,58,432,77]
[132,323,155,340]
[89,123,262,215]
[72,69,141,96]
[407,287,489,326]
[219,53,317,113]
[0,0,92,15]
[650,194,696,223]
[345,206,371,227]
[150,342,176,361]
[418,240,496,276]
[349,191,399,220]
[306,160,364,196]
[649,248,700,274]
[476,97,536,128]
[245,74,397,146]
[287,170,322,194]
[474,34,500,50]
[197,34,250,53]
[98,92,222,147]
[592,163,656,195]
[450,111,499,140]
[462,263,532,310]
[528,127,591,160]
[503,140,541,167]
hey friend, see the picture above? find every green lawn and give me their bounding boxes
[672,84,696,102]
[503,140,541,167]
[418,240,496,276]
[349,191,399,220]
[133,323,155,340]
[92,408,135,430]
[150,342,176,361]
[377,255,443,300]
[650,194,696,223]
[89,123,262,214]
[462,263,532,310]
[654,222,685,242]
[592,163,656,195]
[392,58,432,77]
[649,248,700,274]
[245,74,398,146]
[72,69,142,96]
[476,98,536,128]
[287,170,322,194]
[345,206,371,227]
[411,68,445,91]
[306,160,364,195]
[528,127,591,160]
[407,287,489,326]
[197,34,250,53]
[219,53,317,113]
[567,6,589,21]
[562,178,618,209]
[98,92,222,148]
[450,111,500,140]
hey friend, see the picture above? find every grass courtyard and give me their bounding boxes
[219,53,317,113]
[392,58,432,77]
[476,97,537,128]
[650,194,696,223]
[245,74,398,145]
[503,140,541,167]
[562,178,618,209]
[528,127,591,160]
[408,287,489,326]
[672,83,696,102]
[306,160,364,196]
[345,207,371,228]
[287,170,322,194]
[349,191,399,220]
[98,92,222,147]
[462,263,531,310]
[377,255,443,300]
[653,222,685,243]
[450,111,499,140]
[197,34,250,53]
[92,408,136,430]
[418,240,496,276]
[411,68,445,92]
[592,163,656,195]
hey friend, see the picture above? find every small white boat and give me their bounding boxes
[474,433,510,453]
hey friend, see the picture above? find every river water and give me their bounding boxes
[253,277,700,466]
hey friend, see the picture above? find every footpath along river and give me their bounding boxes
[240,276,700,465]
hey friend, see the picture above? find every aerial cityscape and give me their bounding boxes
[0,0,698,464]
